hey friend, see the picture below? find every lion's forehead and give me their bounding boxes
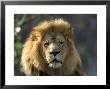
[43,33,65,41]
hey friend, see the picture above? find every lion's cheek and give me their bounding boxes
[45,55,54,63]
[55,55,62,61]
[57,50,67,61]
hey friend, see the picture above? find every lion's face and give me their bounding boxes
[41,32,68,69]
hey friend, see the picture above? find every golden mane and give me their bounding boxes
[21,19,85,76]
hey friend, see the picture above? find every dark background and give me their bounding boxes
[14,14,97,76]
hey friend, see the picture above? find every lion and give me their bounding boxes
[20,18,85,76]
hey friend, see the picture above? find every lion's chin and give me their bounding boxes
[48,62,62,69]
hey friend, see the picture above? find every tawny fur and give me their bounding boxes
[21,19,85,76]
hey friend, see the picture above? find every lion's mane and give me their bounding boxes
[21,19,85,76]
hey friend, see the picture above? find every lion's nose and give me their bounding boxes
[50,51,60,56]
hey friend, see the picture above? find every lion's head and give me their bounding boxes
[21,19,85,76]
[41,32,68,69]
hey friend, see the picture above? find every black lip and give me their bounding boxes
[50,59,62,64]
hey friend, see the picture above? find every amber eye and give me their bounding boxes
[44,42,49,47]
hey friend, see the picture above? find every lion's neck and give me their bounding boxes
[49,68,62,76]
[39,65,63,76]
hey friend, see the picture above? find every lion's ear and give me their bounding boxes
[70,27,74,37]
[66,27,74,39]
[30,32,38,41]
[30,30,41,41]
[32,35,37,41]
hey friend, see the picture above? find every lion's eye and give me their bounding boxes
[44,42,49,47]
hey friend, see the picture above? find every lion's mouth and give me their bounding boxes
[48,59,62,69]
[49,59,62,64]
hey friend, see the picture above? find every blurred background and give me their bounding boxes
[14,14,97,76]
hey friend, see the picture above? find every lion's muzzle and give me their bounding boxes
[48,50,62,69]
[49,51,60,56]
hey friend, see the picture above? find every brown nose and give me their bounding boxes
[50,51,60,56]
